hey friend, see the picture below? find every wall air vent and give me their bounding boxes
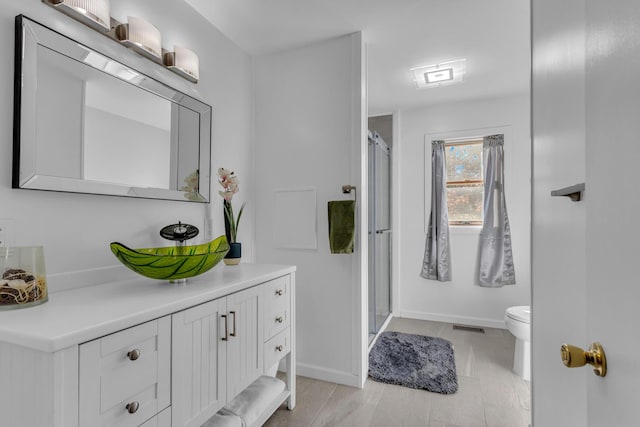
[453,324,485,333]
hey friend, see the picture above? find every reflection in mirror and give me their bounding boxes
[13,15,211,202]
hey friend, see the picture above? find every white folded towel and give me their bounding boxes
[201,412,243,427]
[220,376,286,427]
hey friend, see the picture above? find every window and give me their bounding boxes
[445,139,483,225]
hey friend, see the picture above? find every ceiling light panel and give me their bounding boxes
[410,59,466,89]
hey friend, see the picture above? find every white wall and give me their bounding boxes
[253,34,367,387]
[396,95,531,327]
[0,0,253,291]
[531,0,587,424]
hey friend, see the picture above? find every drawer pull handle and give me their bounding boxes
[276,316,284,323]
[276,345,284,352]
[230,311,237,337]
[221,314,228,341]
[127,349,141,361]
[126,401,140,414]
[275,289,284,296]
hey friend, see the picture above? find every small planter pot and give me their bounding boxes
[224,242,242,266]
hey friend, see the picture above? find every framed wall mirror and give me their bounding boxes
[13,15,212,202]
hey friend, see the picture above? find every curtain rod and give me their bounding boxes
[442,137,483,146]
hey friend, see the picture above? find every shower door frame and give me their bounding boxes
[368,130,393,343]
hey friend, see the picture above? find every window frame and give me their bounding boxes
[444,138,484,226]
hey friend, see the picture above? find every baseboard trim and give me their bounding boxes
[399,310,506,329]
[296,362,362,388]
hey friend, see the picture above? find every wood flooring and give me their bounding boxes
[264,317,531,427]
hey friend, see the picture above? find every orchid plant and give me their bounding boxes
[218,168,246,243]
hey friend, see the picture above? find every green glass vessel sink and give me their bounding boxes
[110,236,229,282]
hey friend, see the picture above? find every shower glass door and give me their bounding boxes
[368,131,391,338]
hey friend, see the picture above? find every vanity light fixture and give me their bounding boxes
[410,58,467,89]
[164,46,200,83]
[115,16,163,63]
[43,0,111,32]
[41,1,200,84]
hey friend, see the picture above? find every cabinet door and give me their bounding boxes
[139,407,171,427]
[172,298,227,427]
[226,286,264,399]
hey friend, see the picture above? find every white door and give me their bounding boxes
[583,1,640,424]
[533,0,640,425]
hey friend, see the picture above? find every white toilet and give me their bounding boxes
[504,305,531,381]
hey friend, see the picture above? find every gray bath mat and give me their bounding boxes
[369,331,458,394]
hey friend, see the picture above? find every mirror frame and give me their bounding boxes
[12,15,212,203]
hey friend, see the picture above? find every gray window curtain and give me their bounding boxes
[421,140,451,281]
[479,134,515,286]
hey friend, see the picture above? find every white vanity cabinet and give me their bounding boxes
[0,264,295,427]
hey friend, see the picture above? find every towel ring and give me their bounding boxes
[342,185,357,203]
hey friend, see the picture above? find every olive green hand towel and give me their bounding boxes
[328,200,355,254]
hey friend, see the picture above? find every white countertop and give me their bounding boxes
[0,264,295,353]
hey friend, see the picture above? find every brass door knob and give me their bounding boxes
[560,342,607,377]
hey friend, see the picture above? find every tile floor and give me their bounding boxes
[264,317,531,427]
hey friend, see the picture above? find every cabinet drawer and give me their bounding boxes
[264,327,291,369]
[263,276,291,339]
[79,317,171,427]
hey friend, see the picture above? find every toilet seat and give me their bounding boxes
[506,306,530,324]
